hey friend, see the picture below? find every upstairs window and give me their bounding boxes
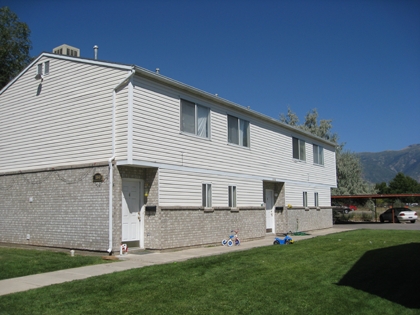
[37,61,50,76]
[313,144,324,165]
[293,137,306,161]
[180,99,209,138]
[228,115,249,147]
[44,61,50,74]
[228,186,237,207]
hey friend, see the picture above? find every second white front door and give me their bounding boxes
[265,189,274,231]
[122,179,143,242]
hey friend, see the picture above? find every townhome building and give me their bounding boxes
[0,46,337,252]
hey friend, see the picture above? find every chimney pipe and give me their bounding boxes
[93,45,98,60]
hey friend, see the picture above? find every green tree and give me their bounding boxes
[280,107,375,195]
[279,107,300,126]
[388,173,420,194]
[0,6,32,89]
[375,182,390,194]
[333,150,375,195]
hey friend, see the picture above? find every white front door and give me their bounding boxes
[122,179,143,242]
[265,189,274,231]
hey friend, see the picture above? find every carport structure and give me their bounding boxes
[331,194,420,222]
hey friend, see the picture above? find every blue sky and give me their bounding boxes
[4,0,419,153]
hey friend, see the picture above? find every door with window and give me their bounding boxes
[122,179,144,242]
[265,189,274,232]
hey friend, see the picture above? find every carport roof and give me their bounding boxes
[332,194,420,199]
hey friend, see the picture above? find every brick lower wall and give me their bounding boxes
[285,209,333,233]
[0,164,334,251]
[147,207,266,249]
[0,165,110,251]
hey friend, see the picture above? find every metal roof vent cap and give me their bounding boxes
[93,45,98,60]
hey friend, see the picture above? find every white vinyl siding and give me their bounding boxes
[158,169,262,207]
[1,57,336,186]
[0,57,130,171]
[285,184,331,207]
[114,84,129,160]
[129,75,336,188]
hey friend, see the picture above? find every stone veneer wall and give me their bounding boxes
[0,163,333,251]
[286,208,333,232]
[0,164,110,251]
[155,207,265,250]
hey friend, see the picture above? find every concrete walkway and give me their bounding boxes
[0,227,348,296]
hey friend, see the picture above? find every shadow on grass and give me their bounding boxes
[337,243,420,309]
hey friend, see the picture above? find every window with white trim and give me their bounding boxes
[180,99,210,138]
[313,144,324,165]
[228,115,249,147]
[37,61,50,76]
[314,192,319,207]
[37,63,43,75]
[44,61,50,74]
[293,137,306,161]
[228,186,237,207]
[202,184,212,207]
[303,191,308,207]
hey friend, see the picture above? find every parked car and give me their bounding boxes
[340,207,353,214]
[346,205,358,211]
[379,208,417,223]
[332,207,353,224]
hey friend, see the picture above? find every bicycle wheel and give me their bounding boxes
[222,239,228,246]
[227,239,233,247]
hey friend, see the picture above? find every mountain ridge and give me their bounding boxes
[357,144,420,184]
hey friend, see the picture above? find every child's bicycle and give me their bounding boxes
[222,230,240,246]
[273,232,294,245]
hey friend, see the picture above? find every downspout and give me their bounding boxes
[107,154,115,254]
[108,68,135,254]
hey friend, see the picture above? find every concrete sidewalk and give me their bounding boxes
[0,227,347,296]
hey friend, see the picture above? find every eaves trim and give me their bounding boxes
[132,66,336,148]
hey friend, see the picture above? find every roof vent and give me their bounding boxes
[52,44,80,57]
[93,45,98,60]
[155,68,160,74]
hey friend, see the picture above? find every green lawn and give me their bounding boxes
[0,230,419,315]
[0,247,110,280]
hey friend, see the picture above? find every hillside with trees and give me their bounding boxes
[358,144,420,184]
